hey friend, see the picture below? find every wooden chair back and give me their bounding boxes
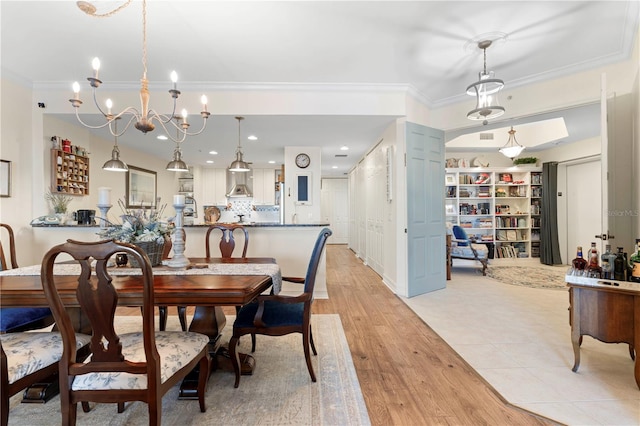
[205,224,249,258]
[41,238,210,424]
[0,223,18,270]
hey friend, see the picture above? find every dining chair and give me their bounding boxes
[228,227,332,388]
[0,223,56,334]
[205,224,249,258]
[41,239,210,425]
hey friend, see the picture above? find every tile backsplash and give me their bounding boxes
[207,200,279,223]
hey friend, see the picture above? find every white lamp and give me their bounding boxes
[499,127,525,159]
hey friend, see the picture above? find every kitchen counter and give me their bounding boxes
[30,222,331,298]
[184,222,329,227]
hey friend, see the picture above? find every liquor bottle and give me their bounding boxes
[601,244,616,279]
[571,246,587,275]
[629,239,640,283]
[585,243,601,278]
[614,247,626,281]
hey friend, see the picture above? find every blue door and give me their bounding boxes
[406,122,445,296]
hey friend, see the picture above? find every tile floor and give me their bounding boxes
[401,258,640,426]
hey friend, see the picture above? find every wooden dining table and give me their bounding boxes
[0,256,279,399]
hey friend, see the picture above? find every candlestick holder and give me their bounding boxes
[97,204,112,229]
[163,203,190,269]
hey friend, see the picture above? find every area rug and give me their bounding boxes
[487,265,569,290]
[8,314,370,426]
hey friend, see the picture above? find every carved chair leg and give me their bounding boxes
[81,401,91,413]
[177,306,187,332]
[229,336,242,388]
[197,353,210,412]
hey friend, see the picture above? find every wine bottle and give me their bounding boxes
[614,247,626,281]
[571,246,587,275]
[629,239,640,283]
[585,243,601,278]
[601,244,616,279]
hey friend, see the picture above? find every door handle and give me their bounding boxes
[595,232,615,240]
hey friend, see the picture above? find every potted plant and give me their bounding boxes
[45,189,73,224]
[512,157,538,166]
[98,203,174,266]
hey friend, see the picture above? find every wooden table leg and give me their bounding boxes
[178,306,255,399]
[570,288,581,372]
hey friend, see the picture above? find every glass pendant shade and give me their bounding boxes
[166,148,189,172]
[466,40,505,122]
[467,71,505,121]
[499,127,525,159]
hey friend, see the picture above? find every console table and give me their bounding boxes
[565,275,639,389]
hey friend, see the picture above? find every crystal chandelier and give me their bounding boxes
[499,127,525,159]
[69,0,210,143]
[466,40,505,123]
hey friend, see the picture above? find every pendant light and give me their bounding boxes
[499,127,525,159]
[228,116,251,172]
[466,40,505,123]
[102,118,128,172]
[166,114,189,172]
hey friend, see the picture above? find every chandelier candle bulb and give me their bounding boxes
[98,187,111,206]
[201,95,208,112]
[173,195,185,206]
[92,57,100,79]
[72,82,80,100]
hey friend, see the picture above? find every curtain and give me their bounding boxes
[540,162,562,265]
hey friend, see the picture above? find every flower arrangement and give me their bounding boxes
[99,202,173,244]
[45,189,73,214]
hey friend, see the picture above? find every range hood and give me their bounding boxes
[226,169,253,198]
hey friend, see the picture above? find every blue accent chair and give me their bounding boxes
[228,227,332,388]
[0,224,54,334]
[450,225,489,276]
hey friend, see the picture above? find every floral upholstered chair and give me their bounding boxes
[0,223,92,426]
[40,239,210,425]
[449,225,489,276]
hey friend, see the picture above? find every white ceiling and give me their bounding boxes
[1,1,638,175]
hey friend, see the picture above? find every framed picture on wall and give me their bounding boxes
[126,165,157,208]
[0,160,10,197]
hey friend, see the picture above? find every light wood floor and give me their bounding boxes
[120,244,558,425]
[313,244,558,426]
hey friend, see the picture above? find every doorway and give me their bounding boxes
[565,159,602,260]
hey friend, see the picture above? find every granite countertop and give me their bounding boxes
[184,222,330,228]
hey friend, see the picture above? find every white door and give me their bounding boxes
[321,178,349,244]
[566,160,602,258]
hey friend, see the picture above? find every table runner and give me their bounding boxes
[0,263,282,294]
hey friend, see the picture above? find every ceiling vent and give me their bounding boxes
[335,154,348,157]
[479,133,494,140]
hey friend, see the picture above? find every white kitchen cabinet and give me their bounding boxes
[201,168,227,205]
[251,168,276,205]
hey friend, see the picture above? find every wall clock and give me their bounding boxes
[295,153,310,168]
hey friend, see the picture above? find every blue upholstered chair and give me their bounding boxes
[228,227,332,388]
[0,223,55,334]
[450,225,489,276]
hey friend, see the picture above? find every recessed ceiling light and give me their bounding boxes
[247,135,258,141]
[268,160,275,164]
[340,146,349,151]
[206,160,214,164]
[157,135,168,140]
[332,165,338,169]
[208,150,218,155]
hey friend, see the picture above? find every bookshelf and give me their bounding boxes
[445,167,543,258]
